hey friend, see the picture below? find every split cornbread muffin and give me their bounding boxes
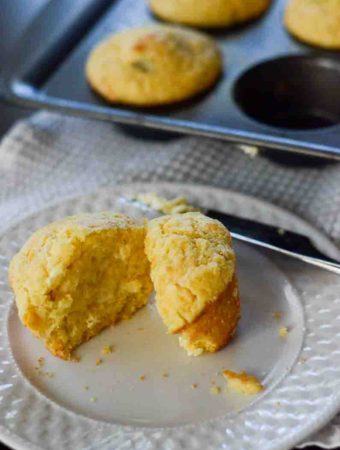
[9,211,240,359]
[85,25,222,106]
[145,212,240,355]
[8,213,152,360]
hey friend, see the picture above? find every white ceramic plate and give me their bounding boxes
[1,183,340,450]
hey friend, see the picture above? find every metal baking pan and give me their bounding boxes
[2,0,340,160]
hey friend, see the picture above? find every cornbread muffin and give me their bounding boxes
[85,25,222,106]
[285,0,340,49]
[223,370,264,395]
[9,213,152,360]
[145,212,240,355]
[149,0,271,28]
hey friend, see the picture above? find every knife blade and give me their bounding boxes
[207,209,340,275]
[121,197,340,275]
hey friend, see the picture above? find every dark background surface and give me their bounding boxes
[0,1,337,449]
[0,0,47,136]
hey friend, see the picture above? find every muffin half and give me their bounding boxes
[9,213,152,360]
[145,212,240,355]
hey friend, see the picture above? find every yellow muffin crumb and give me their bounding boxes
[191,383,198,389]
[101,345,113,355]
[86,25,222,106]
[139,374,146,381]
[223,370,264,395]
[134,193,199,215]
[34,364,55,378]
[210,386,221,395]
[37,357,45,367]
[239,145,259,158]
[9,212,152,360]
[272,311,282,320]
[279,326,288,337]
[90,396,97,402]
[162,372,169,378]
[96,358,103,366]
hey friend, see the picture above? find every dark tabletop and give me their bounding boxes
[0,1,337,449]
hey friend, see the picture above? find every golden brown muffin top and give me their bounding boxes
[145,212,235,333]
[86,25,222,106]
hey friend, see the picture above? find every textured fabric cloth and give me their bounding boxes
[1,112,340,243]
[1,111,340,448]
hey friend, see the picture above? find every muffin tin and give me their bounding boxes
[2,0,340,160]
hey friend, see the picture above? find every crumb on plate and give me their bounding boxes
[223,370,264,395]
[133,193,199,215]
[101,345,113,355]
[96,358,103,366]
[34,360,54,379]
[139,375,146,381]
[37,357,45,367]
[272,311,282,321]
[279,326,288,338]
[210,386,221,395]
[191,383,198,389]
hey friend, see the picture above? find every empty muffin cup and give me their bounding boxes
[234,55,340,130]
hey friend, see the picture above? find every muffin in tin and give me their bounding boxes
[86,25,222,106]
[149,0,271,29]
[285,0,340,49]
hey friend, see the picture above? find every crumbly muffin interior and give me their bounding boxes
[9,213,152,360]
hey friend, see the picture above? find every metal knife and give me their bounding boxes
[122,197,340,275]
